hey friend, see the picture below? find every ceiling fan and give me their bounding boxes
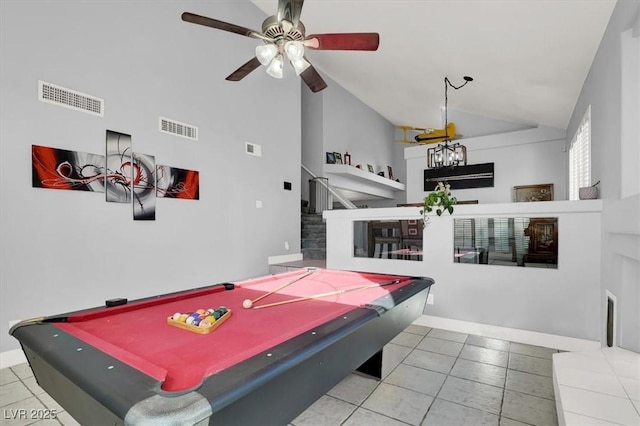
[181,0,380,93]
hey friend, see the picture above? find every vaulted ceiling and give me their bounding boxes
[251,0,616,134]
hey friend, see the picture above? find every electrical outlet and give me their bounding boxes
[256,200,262,208]
[284,241,290,250]
[427,294,434,305]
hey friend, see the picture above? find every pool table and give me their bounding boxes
[10,268,433,425]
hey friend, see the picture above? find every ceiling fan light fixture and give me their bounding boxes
[290,57,310,75]
[181,8,381,93]
[266,54,284,79]
[284,40,305,61]
[255,44,278,66]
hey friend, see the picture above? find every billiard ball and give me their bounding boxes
[242,299,253,309]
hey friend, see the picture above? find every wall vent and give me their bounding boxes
[245,142,262,157]
[38,81,104,117]
[159,117,198,141]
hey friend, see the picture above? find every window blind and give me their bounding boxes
[569,106,591,200]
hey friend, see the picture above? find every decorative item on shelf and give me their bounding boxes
[334,152,343,164]
[344,151,351,165]
[579,180,600,200]
[377,171,385,177]
[426,76,473,169]
[513,184,554,202]
[387,166,394,180]
[326,152,335,164]
[367,164,374,173]
[355,164,362,169]
[421,181,457,227]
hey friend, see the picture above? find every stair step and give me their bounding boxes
[302,239,326,249]
[301,214,324,223]
[302,224,326,233]
[302,232,326,240]
[302,248,327,260]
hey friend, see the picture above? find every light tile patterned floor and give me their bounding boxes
[0,327,561,425]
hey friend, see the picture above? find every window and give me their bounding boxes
[569,106,591,200]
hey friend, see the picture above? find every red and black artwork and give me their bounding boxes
[133,153,156,221]
[32,129,199,221]
[156,166,199,200]
[32,145,105,192]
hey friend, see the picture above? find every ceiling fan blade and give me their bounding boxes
[300,64,327,93]
[181,12,269,41]
[305,33,380,51]
[225,57,262,82]
[277,0,304,29]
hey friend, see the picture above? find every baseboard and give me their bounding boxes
[267,253,303,265]
[414,315,601,352]
[1,349,27,369]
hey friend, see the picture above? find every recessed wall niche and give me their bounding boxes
[354,220,424,261]
[453,217,558,268]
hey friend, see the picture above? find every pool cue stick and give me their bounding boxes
[250,267,317,305]
[253,278,404,310]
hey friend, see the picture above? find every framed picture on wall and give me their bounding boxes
[326,152,336,164]
[513,184,554,202]
[367,164,374,173]
[334,152,343,164]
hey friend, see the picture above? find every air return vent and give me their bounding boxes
[245,142,262,157]
[38,81,104,117]
[159,117,198,141]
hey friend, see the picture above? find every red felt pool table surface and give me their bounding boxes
[54,269,412,391]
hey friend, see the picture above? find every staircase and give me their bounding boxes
[301,213,326,260]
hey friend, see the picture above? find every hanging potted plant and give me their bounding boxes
[421,181,456,226]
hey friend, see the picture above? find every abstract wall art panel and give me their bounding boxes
[105,130,133,203]
[32,145,105,192]
[132,153,156,221]
[156,166,200,200]
[33,130,199,220]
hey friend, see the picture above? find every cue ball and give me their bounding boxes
[242,299,253,309]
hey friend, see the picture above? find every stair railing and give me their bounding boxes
[302,164,357,210]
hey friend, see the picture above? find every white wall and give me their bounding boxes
[301,74,400,207]
[301,86,324,203]
[566,0,640,352]
[405,126,567,205]
[324,201,603,342]
[321,78,395,178]
[0,1,301,354]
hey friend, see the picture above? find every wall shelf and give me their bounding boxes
[323,164,405,201]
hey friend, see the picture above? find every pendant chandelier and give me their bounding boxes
[427,76,473,168]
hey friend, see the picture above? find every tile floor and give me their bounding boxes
[0,326,561,426]
[553,347,640,425]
